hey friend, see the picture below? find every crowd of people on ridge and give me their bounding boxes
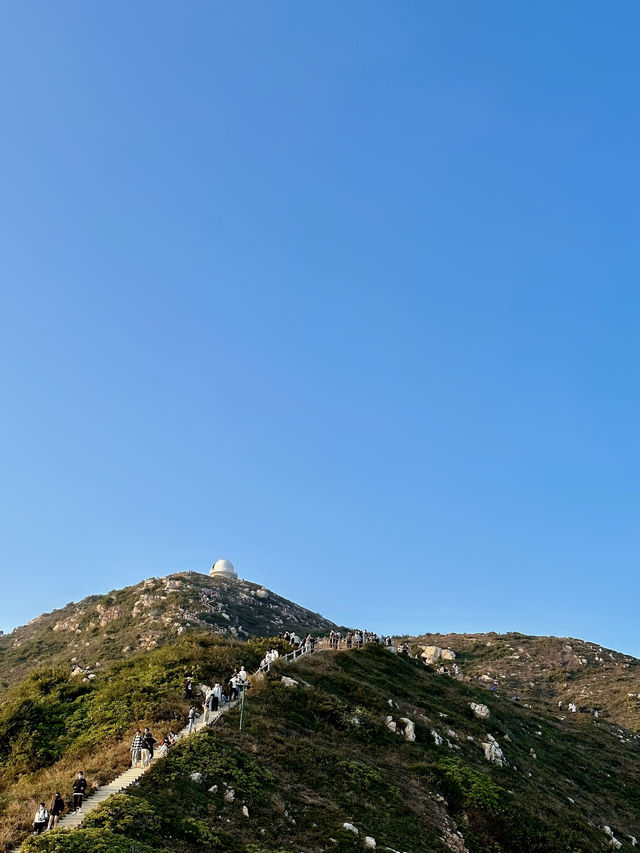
[328,629,394,649]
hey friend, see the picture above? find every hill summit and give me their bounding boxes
[0,570,336,691]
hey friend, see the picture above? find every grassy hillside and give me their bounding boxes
[405,631,640,732]
[0,572,335,692]
[0,634,294,851]
[13,643,640,853]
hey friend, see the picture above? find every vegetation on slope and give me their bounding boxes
[0,634,291,851]
[15,644,640,853]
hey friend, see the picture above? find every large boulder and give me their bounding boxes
[420,646,456,664]
[470,702,490,719]
[481,734,506,766]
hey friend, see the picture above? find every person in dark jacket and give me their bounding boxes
[184,677,194,700]
[208,687,219,713]
[141,728,157,766]
[72,771,87,812]
[48,792,65,829]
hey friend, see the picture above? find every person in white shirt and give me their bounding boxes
[32,803,49,835]
[229,675,238,700]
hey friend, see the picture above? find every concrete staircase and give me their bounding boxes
[51,764,149,831]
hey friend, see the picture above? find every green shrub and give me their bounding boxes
[20,827,158,853]
[246,637,293,660]
[437,757,506,815]
[337,759,386,791]
[82,794,159,841]
[143,731,273,807]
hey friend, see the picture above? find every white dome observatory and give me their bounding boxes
[209,559,238,580]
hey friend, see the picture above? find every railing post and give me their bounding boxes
[239,683,247,731]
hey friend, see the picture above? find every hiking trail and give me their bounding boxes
[10,640,327,851]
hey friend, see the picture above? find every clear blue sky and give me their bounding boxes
[1,3,638,654]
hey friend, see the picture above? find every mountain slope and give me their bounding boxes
[405,631,640,732]
[0,572,336,691]
[15,643,640,853]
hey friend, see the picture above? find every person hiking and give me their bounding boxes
[206,687,218,718]
[72,771,87,812]
[188,705,199,733]
[32,802,49,834]
[141,727,157,766]
[130,729,143,767]
[229,674,238,701]
[48,792,65,829]
[213,681,223,707]
[157,733,171,757]
[184,676,194,701]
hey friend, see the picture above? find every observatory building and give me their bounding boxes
[209,559,238,580]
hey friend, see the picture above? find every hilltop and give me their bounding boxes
[404,631,640,732]
[0,572,336,691]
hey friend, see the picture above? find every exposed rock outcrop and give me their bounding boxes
[420,646,456,664]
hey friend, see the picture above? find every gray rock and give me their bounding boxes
[420,645,456,664]
[481,734,506,767]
